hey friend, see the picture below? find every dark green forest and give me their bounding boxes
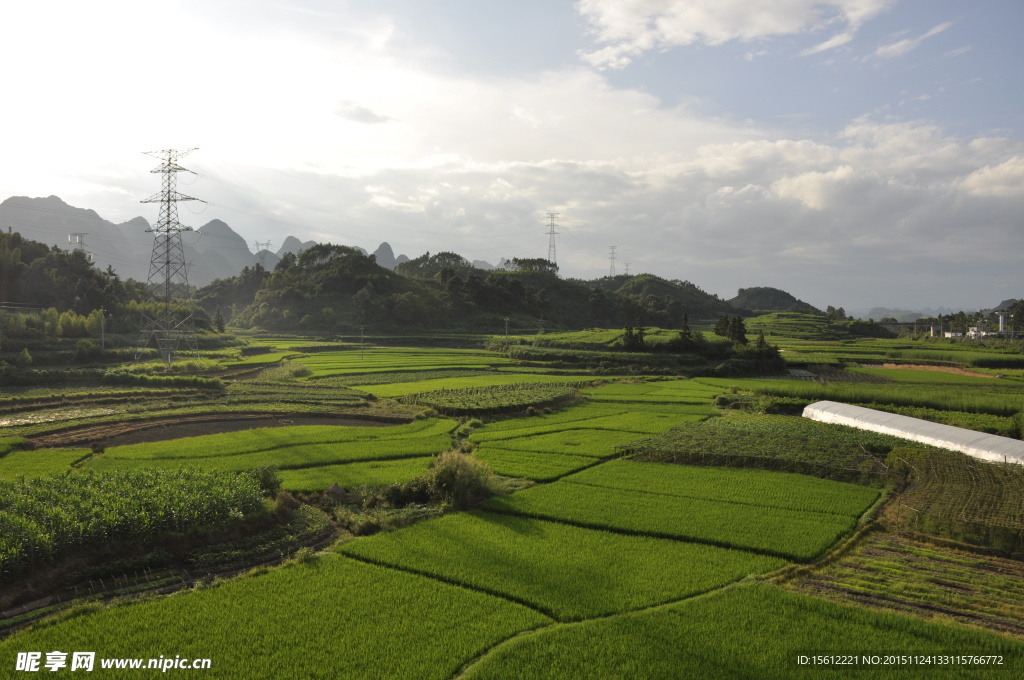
[196,247,739,333]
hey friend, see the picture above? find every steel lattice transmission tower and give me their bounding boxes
[608,245,617,277]
[135,148,203,367]
[545,212,559,266]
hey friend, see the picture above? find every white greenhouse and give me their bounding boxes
[802,400,1024,465]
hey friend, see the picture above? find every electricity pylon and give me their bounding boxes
[253,240,273,268]
[135,148,202,368]
[545,212,559,266]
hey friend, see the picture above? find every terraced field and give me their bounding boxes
[297,347,516,377]
[468,380,717,481]
[4,342,1024,679]
[483,466,870,561]
[340,511,786,620]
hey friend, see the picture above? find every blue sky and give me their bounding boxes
[2,0,1023,312]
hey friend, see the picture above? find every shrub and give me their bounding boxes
[425,452,496,510]
[74,339,102,362]
[249,466,282,496]
[274,491,301,520]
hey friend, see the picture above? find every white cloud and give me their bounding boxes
[3,1,1022,311]
[962,157,1024,197]
[576,0,895,68]
[772,165,856,209]
[874,21,953,59]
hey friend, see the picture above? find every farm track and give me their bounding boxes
[29,412,410,449]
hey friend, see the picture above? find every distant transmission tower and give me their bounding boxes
[608,246,617,277]
[253,240,272,268]
[624,262,630,276]
[135,148,203,368]
[545,212,559,266]
[68,232,93,262]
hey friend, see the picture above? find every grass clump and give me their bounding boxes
[425,452,497,510]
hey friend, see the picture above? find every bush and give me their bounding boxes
[425,452,496,510]
[74,339,102,362]
[248,466,282,496]
[274,491,301,520]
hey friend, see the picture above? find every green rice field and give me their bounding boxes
[483,473,864,561]
[341,511,786,620]
[5,337,1024,679]
[461,583,1024,679]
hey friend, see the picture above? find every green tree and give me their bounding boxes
[728,316,748,344]
[713,315,730,338]
[213,306,226,333]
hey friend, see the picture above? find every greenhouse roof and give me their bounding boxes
[802,400,1024,465]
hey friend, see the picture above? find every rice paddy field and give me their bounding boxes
[296,347,518,377]
[3,337,1024,679]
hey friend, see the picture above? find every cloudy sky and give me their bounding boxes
[2,0,1022,312]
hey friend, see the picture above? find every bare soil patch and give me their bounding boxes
[31,412,409,449]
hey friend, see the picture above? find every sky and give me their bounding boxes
[2,0,1023,312]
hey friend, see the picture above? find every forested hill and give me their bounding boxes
[0,230,145,315]
[727,286,820,314]
[197,248,737,333]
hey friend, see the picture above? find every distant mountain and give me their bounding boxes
[0,195,414,287]
[472,260,495,270]
[865,307,927,322]
[373,242,397,270]
[727,287,820,315]
[276,236,318,257]
[0,195,154,281]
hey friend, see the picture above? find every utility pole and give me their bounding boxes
[503,317,510,344]
[134,148,202,368]
[545,212,559,267]
[100,306,105,351]
[360,325,365,360]
[608,246,617,277]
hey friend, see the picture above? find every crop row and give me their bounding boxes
[0,448,91,481]
[622,411,900,484]
[483,478,859,561]
[0,555,549,680]
[103,420,456,460]
[847,366,1005,385]
[696,377,1024,416]
[360,374,597,398]
[891,448,1024,552]
[461,583,1024,679]
[564,460,879,518]
[473,448,597,482]
[277,456,435,492]
[0,469,264,576]
[86,430,454,475]
[340,511,786,621]
[297,348,516,377]
[397,383,584,415]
